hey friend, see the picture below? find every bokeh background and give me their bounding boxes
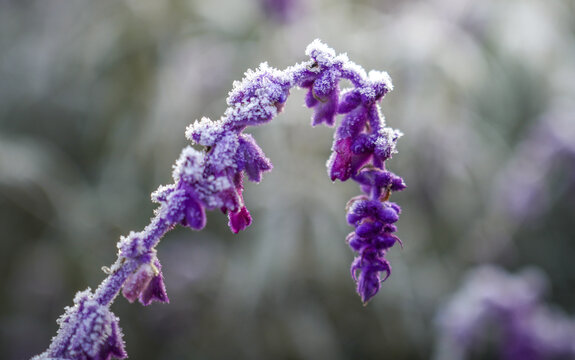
[1,0,575,359]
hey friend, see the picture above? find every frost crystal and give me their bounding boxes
[185,117,224,146]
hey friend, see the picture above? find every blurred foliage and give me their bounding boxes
[1,0,575,359]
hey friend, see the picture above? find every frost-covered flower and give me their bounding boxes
[32,290,126,360]
[121,256,168,306]
[436,266,575,360]
[346,196,402,303]
[33,40,405,360]
[291,40,405,303]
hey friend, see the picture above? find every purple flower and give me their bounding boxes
[33,290,126,360]
[295,40,346,126]
[122,256,169,306]
[228,205,252,234]
[293,39,403,303]
[139,258,169,306]
[236,133,272,183]
[436,266,575,360]
[346,198,402,304]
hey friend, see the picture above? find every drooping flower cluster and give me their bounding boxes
[436,266,575,360]
[293,40,406,304]
[153,40,405,305]
[32,40,404,360]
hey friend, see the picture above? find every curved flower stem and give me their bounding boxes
[32,39,404,360]
[94,212,173,307]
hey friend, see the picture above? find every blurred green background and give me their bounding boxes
[1,0,574,359]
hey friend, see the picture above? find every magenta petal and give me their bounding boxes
[140,261,169,306]
[122,264,154,304]
[228,206,252,233]
[329,137,353,181]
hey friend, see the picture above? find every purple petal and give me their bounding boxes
[328,137,353,181]
[338,90,362,114]
[139,260,169,306]
[228,206,252,233]
[304,88,318,107]
[237,134,273,183]
[355,221,383,237]
[182,196,207,230]
[122,263,154,304]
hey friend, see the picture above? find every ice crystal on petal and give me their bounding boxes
[150,184,176,204]
[305,39,337,67]
[172,146,205,184]
[373,127,403,161]
[42,289,126,360]
[185,117,224,146]
[204,132,240,174]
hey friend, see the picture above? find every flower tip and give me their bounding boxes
[361,298,372,307]
[139,273,170,306]
[228,206,252,233]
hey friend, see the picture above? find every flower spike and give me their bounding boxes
[33,40,405,359]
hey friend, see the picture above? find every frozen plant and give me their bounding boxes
[435,265,575,360]
[32,39,404,360]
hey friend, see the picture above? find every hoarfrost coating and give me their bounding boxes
[32,39,405,359]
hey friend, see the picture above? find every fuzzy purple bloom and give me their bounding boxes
[293,41,404,303]
[32,290,126,360]
[260,0,299,24]
[436,266,575,360]
[346,198,402,303]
